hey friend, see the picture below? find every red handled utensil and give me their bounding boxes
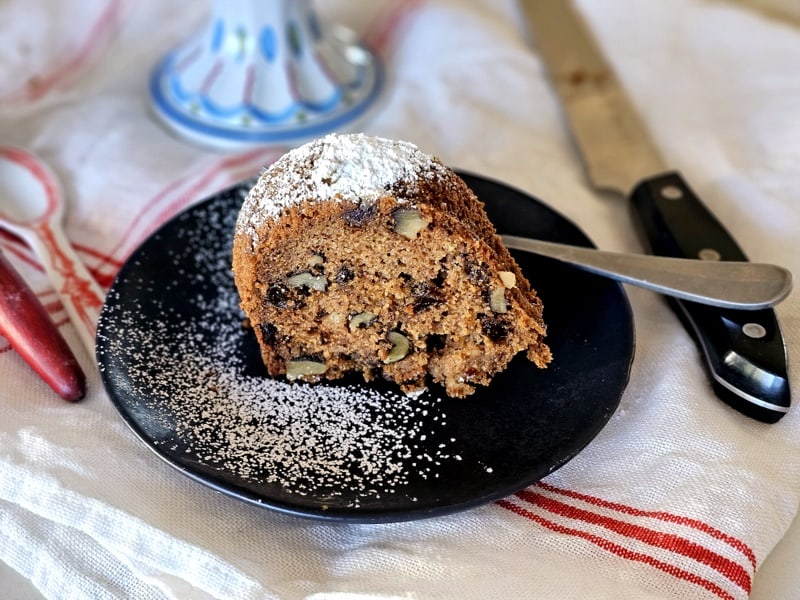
[0,249,85,401]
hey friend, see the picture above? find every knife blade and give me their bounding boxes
[521,0,790,423]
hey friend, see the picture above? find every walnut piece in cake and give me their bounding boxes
[232,133,551,397]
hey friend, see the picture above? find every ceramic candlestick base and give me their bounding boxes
[149,0,384,150]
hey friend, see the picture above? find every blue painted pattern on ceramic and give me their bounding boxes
[260,27,277,62]
[150,53,384,143]
[210,20,224,53]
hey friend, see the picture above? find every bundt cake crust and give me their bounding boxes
[232,134,551,397]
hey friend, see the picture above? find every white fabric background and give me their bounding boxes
[1,0,799,598]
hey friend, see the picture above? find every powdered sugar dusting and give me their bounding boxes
[98,188,458,510]
[236,133,447,245]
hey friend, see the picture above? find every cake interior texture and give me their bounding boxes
[232,133,551,398]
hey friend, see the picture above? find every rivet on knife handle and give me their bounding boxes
[631,172,790,423]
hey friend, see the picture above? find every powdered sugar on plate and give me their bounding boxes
[97,184,457,511]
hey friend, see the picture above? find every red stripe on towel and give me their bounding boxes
[537,482,756,569]
[497,499,738,600]
[363,0,426,55]
[95,149,277,270]
[0,243,43,274]
[516,489,751,592]
[2,0,125,104]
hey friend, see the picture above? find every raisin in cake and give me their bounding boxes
[232,133,551,397]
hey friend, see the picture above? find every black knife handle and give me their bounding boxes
[630,171,790,423]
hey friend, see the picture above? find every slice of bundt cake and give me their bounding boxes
[232,133,551,397]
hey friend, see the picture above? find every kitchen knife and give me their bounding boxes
[520,0,790,423]
[0,248,85,401]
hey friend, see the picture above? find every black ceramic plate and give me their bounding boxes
[97,172,634,523]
